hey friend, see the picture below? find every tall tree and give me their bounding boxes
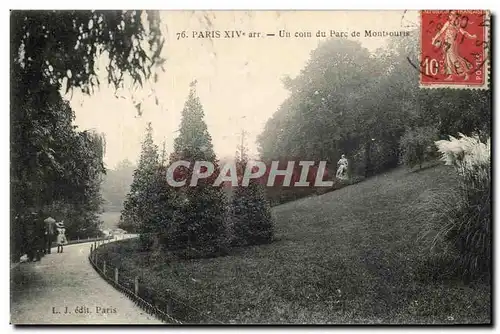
[120,123,159,236]
[258,39,378,164]
[41,129,106,239]
[230,131,274,246]
[10,89,106,258]
[120,123,178,250]
[10,10,164,260]
[170,82,228,258]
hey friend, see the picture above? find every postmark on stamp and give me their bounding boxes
[420,10,490,89]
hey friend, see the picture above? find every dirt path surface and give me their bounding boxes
[10,239,163,324]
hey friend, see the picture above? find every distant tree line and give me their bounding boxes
[101,159,136,211]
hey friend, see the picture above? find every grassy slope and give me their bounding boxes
[97,165,491,324]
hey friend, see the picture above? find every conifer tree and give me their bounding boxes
[230,130,274,246]
[170,81,228,258]
[153,141,180,250]
[120,122,168,249]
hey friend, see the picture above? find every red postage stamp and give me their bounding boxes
[420,10,490,89]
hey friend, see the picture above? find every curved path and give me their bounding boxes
[10,238,163,324]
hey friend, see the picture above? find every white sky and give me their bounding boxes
[68,10,419,169]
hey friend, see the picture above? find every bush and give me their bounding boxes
[169,187,230,259]
[229,180,274,247]
[418,134,491,280]
[399,126,439,169]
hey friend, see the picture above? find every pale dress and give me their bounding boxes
[56,228,67,245]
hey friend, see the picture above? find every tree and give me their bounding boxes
[11,10,164,211]
[10,10,165,260]
[257,31,491,184]
[11,10,164,96]
[400,126,439,169]
[120,123,158,235]
[120,123,178,251]
[229,131,274,246]
[258,39,381,163]
[170,82,228,258]
[258,38,391,182]
[10,90,106,258]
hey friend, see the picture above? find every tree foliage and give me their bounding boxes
[10,90,106,259]
[229,145,274,247]
[400,126,439,169]
[257,33,491,187]
[121,124,157,230]
[169,83,228,258]
[11,10,164,95]
[10,10,165,261]
[119,123,178,251]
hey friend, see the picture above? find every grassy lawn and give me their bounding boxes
[95,165,491,324]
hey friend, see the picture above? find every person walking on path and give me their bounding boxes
[35,215,46,260]
[44,217,56,254]
[26,211,43,262]
[56,222,67,253]
[25,212,36,262]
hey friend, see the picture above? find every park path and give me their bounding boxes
[10,238,163,324]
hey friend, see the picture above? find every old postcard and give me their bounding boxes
[10,10,491,325]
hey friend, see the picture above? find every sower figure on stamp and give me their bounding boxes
[56,221,67,253]
[336,154,349,181]
[431,10,477,81]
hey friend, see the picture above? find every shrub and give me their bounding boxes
[399,126,439,169]
[229,179,274,247]
[418,133,491,280]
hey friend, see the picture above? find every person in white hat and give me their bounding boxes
[56,221,67,253]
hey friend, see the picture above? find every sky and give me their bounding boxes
[68,10,419,170]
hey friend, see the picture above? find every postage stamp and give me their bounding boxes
[420,10,490,89]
